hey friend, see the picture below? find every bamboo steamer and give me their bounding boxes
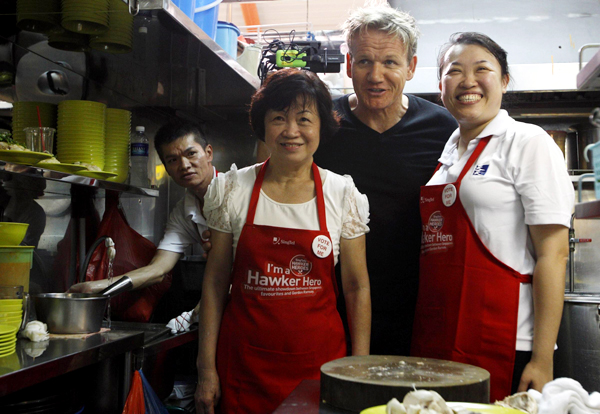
[320,356,490,412]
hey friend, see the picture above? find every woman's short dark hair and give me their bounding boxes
[438,32,509,80]
[154,121,208,163]
[249,69,339,143]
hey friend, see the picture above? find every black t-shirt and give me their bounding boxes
[314,94,457,355]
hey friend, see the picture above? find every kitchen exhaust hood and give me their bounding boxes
[577,45,600,90]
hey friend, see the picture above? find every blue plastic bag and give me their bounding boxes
[139,369,170,414]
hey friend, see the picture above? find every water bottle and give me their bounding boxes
[129,126,149,188]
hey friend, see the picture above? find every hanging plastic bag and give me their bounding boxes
[140,369,170,414]
[122,370,145,414]
[84,191,172,322]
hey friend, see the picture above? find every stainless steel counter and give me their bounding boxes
[0,328,144,398]
[0,323,198,413]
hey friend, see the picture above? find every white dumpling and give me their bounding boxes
[386,398,407,414]
[403,390,453,414]
[496,392,538,414]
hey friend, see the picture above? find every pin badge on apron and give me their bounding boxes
[312,235,332,258]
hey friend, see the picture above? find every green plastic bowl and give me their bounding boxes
[0,223,29,246]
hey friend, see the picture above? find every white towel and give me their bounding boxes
[166,310,197,334]
[528,378,600,414]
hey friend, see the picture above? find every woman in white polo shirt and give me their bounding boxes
[411,32,574,401]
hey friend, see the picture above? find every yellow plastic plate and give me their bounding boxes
[0,311,23,319]
[0,336,17,347]
[36,162,88,173]
[0,150,52,165]
[76,170,118,180]
[0,331,17,341]
[0,299,22,306]
[0,324,18,336]
[0,346,16,358]
[361,402,525,414]
[0,304,21,312]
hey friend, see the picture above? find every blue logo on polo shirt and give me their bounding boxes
[473,165,489,176]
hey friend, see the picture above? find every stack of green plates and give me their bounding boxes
[16,0,62,34]
[12,102,57,146]
[61,0,109,35]
[104,108,131,183]
[57,100,106,171]
[0,299,23,357]
[90,0,133,54]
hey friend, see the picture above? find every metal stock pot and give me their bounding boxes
[33,277,133,334]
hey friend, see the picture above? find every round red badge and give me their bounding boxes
[312,235,332,258]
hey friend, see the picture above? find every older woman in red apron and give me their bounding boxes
[195,69,371,414]
[411,33,573,402]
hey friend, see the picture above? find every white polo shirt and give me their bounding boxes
[157,167,216,254]
[427,110,574,351]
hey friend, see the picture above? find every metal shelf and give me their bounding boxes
[0,161,159,197]
[575,200,600,219]
[139,0,260,114]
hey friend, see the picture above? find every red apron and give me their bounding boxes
[411,137,532,402]
[216,160,346,414]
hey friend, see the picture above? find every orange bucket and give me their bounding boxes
[0,247,34,293]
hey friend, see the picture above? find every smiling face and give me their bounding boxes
[440,43,509,137]
[161,134,213,194]
[349,29,416,116]
[263,97,321,167]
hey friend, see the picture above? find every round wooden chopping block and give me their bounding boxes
[320,355,490,412]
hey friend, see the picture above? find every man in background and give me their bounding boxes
[313,4,457,355]
[70,121,215,331]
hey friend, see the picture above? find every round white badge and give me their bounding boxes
[312,235,332,258]
[442,184,457,207]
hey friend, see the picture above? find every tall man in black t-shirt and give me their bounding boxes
[313,4,457,356]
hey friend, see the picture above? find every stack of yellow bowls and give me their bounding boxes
[12,102,57,146]
[57,100,106,170]
[61,0,110,35]
[90,0,133,54]
[104,108,131,183]
[16,0,62,34]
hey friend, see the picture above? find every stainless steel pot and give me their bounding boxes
[572,123,600,170]
[555,295,600,392]
[34,277,133,334]
[546,130,578,170]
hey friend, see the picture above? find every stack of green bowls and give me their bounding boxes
[90,0,133,54]
[104,108,131,183]
[16,0,62,34]
[56,100,106,171]
[48,29,90,52]
[12,102,57,146]
[61,0,110,35]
